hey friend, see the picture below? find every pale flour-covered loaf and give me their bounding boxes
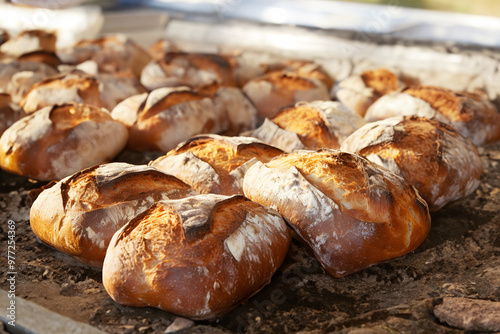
[112,85,257,152]
[57,34,152,77]
[140,52,235,91]
[332,68,408,118]
[150,134,284,195]
[242,71,330,122]
[102,194,291,320]
[30,162,195,267]
[243,100,365,152]
[0,60,58,98]
[243,149,431,277]
[20,70,104,114]
[341,116,482,211]
[0,29,56,58]
[365,86,500,146]
[0,103,128,181]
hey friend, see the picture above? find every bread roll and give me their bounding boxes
[30,162,195,266]
[332,68,406,117]
[0,103,128,181]
[140,52,235,91]
[0,30,56,58]
[243,100,365,152]
[242,71,330,122]
[102,194,291,320]
[341,116,482,211]
[111,86,233,152]
[57,34,152,77]
[0,93,24,137]
[150,134,284,195]
[20,70,104,114]
[263,59,335,90]
[0,60,58,98]
[365,86,500,146]
[243,149,431,277]
[148,39,181,60]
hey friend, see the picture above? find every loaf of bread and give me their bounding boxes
[20,70,105,114]
[111,86,254,152]
[365,86,500,146]
[0,103,128,180]
[242,71,331,122]
[243,149,431,277]
[150,134,284,195]
[243,100,365,152]
[148,39,181,60]
[140,52,235,91]
[0,60,58,99]
[30,162,195,266]
[341,116,482,211]
[0,93,24,136]
[263,59,335,90]
[0,30,56,58]
[332,68,407,117]
[57,34,152,78]
[102,194,291,320]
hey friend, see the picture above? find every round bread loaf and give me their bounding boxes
[332,68,406,117]
[365,86,500,146]
[0,103,128,181]
[150,134,284,195]
[0,30,56,58]
[341,116,482,211]
[242,71,330,122]
[102,194,291,320]
[30,162,195,266]
[20,70,105,114]
[243,149,431,277]
[263,59,335,90]
[0,93,24,137]
[243,100,365,152]
[0,60,58,96]
[57,34,152,77]
[111,86,243,152]
[140,52,235,91]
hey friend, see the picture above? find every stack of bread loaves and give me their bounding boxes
[1,28,497,321]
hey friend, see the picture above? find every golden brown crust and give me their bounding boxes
[20,71,104,114]
[402,86,500,145]
[141,52,235,91]
[264,60,335,89]
[243,149,431,277]
[150,134,283,195]
[242,71,330,121]
[341,116,482,211]
[0,30,56,57]
[102,194,291,320]
[361,68,400,96]
[0,103,128,180]
[272,105,339,149]
[112,87,228,152]
[17,51,61,68]
[29,162,195,266]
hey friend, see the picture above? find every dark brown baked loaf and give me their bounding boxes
[365,86,500,146]
[102,194,291,320]
[150,134,284,195]
[29,162,195,266]
[242,71,330,122]
[243,149,431,277]
[333,68,407,117]
[341,116,482,211]
[140,52,235,91]
[243,100,365,152]
[0,103,128,181]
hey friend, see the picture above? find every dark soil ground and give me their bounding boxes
[1,141,499,334]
